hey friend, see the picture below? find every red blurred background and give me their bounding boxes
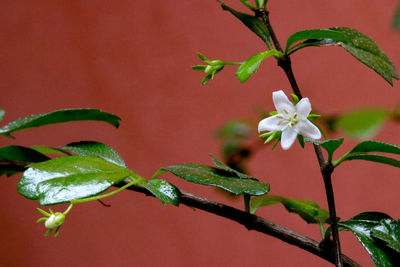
[0,1,399,266]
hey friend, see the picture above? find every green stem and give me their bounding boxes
[244,194,251,213]
[318,222,326,240]
[70,177,145,204]
[63,203,74,215]
[332,153,350,167]
[224,61,242,66]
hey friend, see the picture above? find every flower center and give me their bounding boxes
[278,112,299,128]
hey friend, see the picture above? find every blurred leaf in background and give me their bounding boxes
[393,3,400,29]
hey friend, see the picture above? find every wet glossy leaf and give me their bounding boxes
[0,109,121,138]
[236,50,281,82]
[305,138,344,162]
[250,195,330,224]
[18,156,134,205]
[0,145,50,162]
[372,219,400,254]
[60,141,126,167]
[144,179,180,206]
[339,212,395,267]
[286,27,399,85]
[154,164,269,196]
[285,29,351,53]
[220,2,272,47]
[336,109,388,139]
[209,154,253,179]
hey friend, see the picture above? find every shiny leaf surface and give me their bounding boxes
[154,164,269,196]
[209,154,253,179]
[339,212,395,267]
[251,195,330,224]
[236,50,281,82]
[144,179,180,206]
[220,2,272,47]
[0,109,121,138]
[336,109,388,139]
[60,141,126,167]
[372,219,400,254]
[285,29,351,53]
[18,156,134,205]
[286,27,399,85]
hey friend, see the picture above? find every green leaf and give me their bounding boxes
[250,195,330,224]
[236,50,282,82]
[0,109,5,122]
[336,109,388,139]
[285,27,399,85]
[297,135,305,148]
[305,138,344,162]
[334,141,400,168]
[217,120,251,139]
[154,164,269,196]
[18,156,134,205]
[393,4,400,29]
[0,145,50,162]
[209,154,253,179]
[371,219,400,254]
[285,29,351,53]
[348,141,400,155]
[220,2,272,47]
[201,74,213,85]
[340,154,400,168]
[60,141,126,167]
[339,212,395,267]
[192,65,207,71]
[144,179,180,206]
[0,109,121,138]
[30,146,69,156]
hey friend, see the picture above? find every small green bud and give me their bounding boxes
[37,204,73,237]
[44,213,65,229]
[205,65,213,74]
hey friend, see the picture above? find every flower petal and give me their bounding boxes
[296,119,321,139]
[296,97,312,119]
[273,90,295,115]
[281,127,298,150]
[258,115,285,132]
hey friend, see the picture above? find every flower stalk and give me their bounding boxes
[255,8,344,267]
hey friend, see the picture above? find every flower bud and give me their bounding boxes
[44,212,65,229]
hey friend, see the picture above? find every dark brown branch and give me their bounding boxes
[256,8,343,267]
[119,181,360,267]
[1,159,359,266]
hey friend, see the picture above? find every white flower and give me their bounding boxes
[258,90,321,150]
